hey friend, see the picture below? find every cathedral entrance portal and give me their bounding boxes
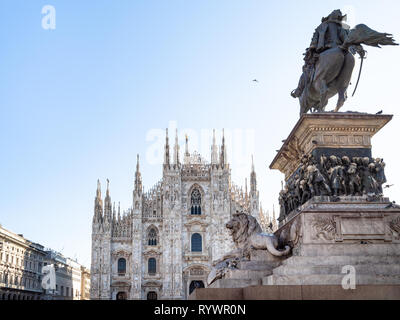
[116,292,127,300]
[189,280,204,295]
[147,291,157,300]
[183,266,209,299]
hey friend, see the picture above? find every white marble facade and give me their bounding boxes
[90,130,260,300]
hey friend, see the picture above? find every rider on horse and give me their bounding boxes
[290,10,397,116]
[291,10,348,101]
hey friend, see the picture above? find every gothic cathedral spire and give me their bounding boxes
[164,128,170,166]
[250,155,257,193]
[249,155,259,219]
[104,179,112,219]
[220,129,227,167]
[134,154,143,196]
[94,179,103,222]
[173,129,180,165]
[211,129,218,165]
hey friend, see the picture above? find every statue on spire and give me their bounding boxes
[96,179,101,198]
[184,134,190,164]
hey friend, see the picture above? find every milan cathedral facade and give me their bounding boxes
[90,130,262,300]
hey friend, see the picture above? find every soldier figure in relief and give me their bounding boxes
[328,155,345,197]
[347,161,361,196]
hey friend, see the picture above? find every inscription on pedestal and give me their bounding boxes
[339,216,385,239]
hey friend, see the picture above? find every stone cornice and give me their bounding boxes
[142,250,162,257]
[142,281,162,288]
[270,112,392,180]
[111,250,131,258]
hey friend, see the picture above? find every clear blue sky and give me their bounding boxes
[1,1,399,267]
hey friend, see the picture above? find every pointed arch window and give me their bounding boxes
[148,228,158,246]
[148,258,156,275]
[117,258,126,275]
[191,233,202,252]
[190,188,202,215]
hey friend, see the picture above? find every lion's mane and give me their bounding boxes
[231,213,263,248]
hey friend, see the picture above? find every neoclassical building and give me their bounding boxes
[0,225,46,300]
[42,250,90,300]
[0,224,91,301]
[90,130,260,300]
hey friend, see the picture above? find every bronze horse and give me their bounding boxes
[293,24,398,116]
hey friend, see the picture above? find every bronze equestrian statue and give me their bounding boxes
[291,9,398,117]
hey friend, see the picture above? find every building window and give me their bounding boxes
[191,233,202,252]
[147,228,157,246]
[148,258,156,275]
[190,188,202,215]
[118,258,126,275]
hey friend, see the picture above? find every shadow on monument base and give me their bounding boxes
[189,284,400,300]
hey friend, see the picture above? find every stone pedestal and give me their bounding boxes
[266,112,400,288]
[266,197,400,286]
